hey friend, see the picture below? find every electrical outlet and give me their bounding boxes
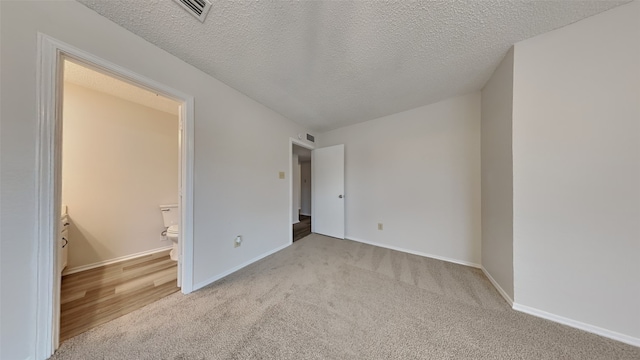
[234,235,242,248]
[378,223,383,230]
[279,171,285,179]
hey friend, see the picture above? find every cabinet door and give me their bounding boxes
[60,228,69,273]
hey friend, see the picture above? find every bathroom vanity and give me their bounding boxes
[59,205,69,273]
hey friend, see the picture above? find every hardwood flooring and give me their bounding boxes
[59,249,179,342]
[293,215,311,242]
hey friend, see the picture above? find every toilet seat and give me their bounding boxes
[167,225,179,236]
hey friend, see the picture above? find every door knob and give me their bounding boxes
[338,195,343,198]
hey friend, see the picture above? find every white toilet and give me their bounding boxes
[160,204,179,261]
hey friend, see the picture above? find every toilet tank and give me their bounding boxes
[159,204,179,227]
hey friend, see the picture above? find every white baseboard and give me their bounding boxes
[512,303,640,347]
[345,236,481,268]
[292,220,300,225]
[480,266,513,306]
[300,213,311,217]
[193,242,290,291]
[63,246,173,275]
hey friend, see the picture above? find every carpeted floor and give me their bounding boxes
[51,234,640,360]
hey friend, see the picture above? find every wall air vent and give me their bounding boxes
[306,134,315,142]
[173,0,212,23]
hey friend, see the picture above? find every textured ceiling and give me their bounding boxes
[64,59,180,115]
[77,0,627,132]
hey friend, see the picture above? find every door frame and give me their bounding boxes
[35,33,195,359]
[289,138,314,244]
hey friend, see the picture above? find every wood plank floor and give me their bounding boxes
[293,215,311,242]
[60,250,179,342]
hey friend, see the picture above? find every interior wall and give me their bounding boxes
[319,93,481,266]
[62,82,178,269]
[300,162,311,216]
[292,153,300,224]
[480,48,514,302]
[0,2,314,359]
[512,0,640,340]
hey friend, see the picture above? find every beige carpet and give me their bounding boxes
[51,234,639,359]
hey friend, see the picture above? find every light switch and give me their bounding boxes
[279,171,285,179]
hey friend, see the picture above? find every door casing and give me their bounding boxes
[35,33,195,359]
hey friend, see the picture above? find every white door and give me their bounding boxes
[312,144,345,239]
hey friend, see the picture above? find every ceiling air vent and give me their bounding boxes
[173,0,212,23]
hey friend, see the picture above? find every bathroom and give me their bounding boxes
[59,58,182,341]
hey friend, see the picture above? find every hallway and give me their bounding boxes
[292,215,311,242]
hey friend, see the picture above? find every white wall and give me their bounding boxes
[62,83,178,269]
[480,48,514,302]
[0,2,314,359]
[292,153,300,224]
[512,0,640,341]
[300,161,311,216]
[319,93,481,266]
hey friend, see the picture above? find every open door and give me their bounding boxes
[312,144,345,239]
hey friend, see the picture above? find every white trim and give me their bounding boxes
[35,32,60,360]
[480,266,513,306]
[193,243,290,291]
[346,236,481,268]
[179,98,195,294]
[35,33,195,360]
[289,138,314,246]
[62,246,173,275]
[512,303,640,348]
[300,213,311,217]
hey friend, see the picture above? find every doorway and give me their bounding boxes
[35,34,194,357]
[289,140,346,243]
[292,144,312,241]
[58,57,181,341]
[290,138,314,244]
